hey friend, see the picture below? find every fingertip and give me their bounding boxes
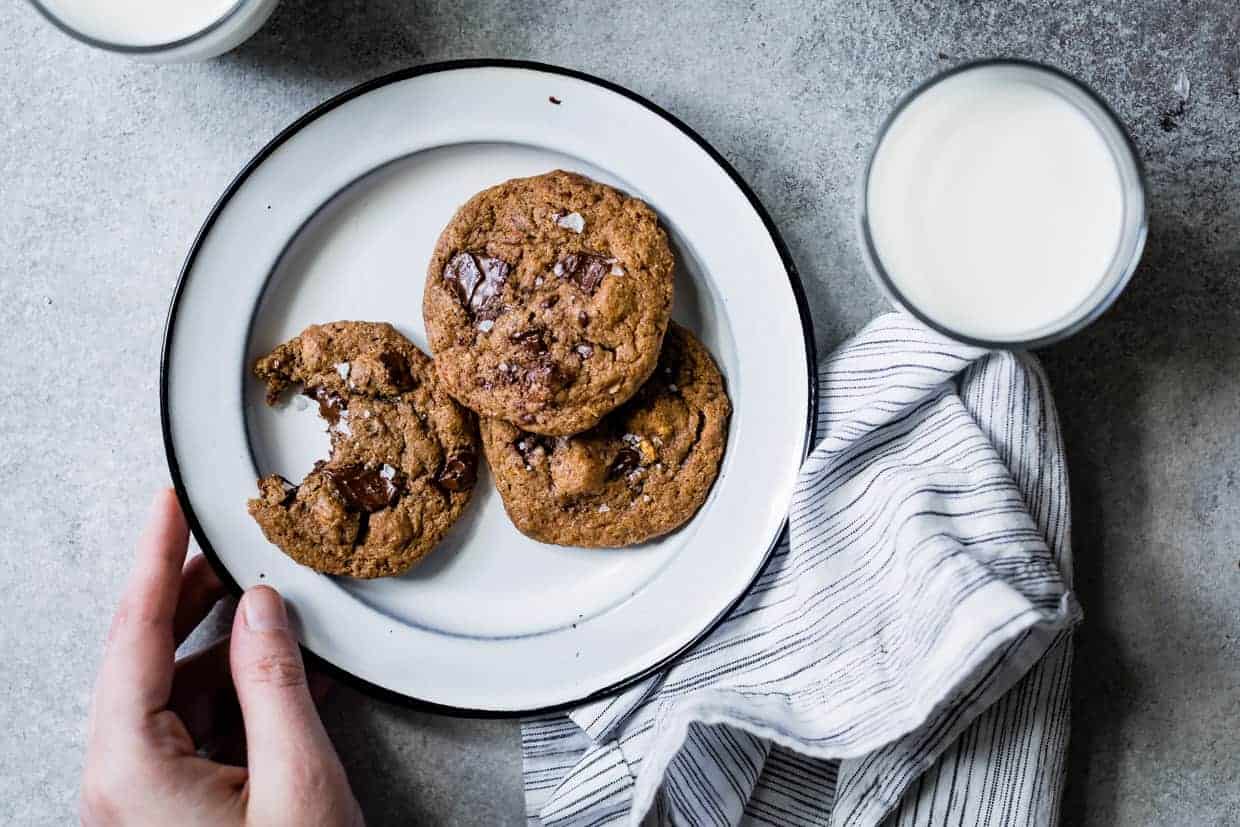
[140,489,188,555]
[151,488,182,521]
[239,586,288,632]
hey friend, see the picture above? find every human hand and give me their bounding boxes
[81,490,364,826]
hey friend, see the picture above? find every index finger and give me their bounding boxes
[93,489,190,728]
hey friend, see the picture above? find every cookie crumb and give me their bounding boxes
[549,95,562,105]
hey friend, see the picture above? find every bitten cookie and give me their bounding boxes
[481,323,730,547]
[247,321,479,578]
[423,170,675,436]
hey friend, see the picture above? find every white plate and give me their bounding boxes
[162,61,815,714]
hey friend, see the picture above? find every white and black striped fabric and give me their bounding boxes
[522,314,1079,827]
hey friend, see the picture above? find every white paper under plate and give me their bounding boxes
[163,62,814,713]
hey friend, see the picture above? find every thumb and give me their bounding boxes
[230,587,342,784]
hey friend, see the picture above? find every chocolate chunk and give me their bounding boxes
[443,251,481,305]
[555,252,611,294]
[541,295,560,309]
[607,448,641,480]
[378,352,415,390]
[323,464,400,512]
[444,251,509,319]
[511,329,549,357]
[304,385,347,426]
[578,310,589,327]
[436,450,478,492]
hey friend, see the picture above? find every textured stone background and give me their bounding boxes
[2,1,1237,824]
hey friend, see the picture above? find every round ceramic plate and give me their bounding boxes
[163,61,815,714]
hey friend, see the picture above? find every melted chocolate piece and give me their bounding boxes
[443,251,480,304]
[578,310,589,327]
[607,448,641,480]
[541,295,559,309]
[436,450,478,492]
[510,329,549,357]
[378,352,415,390]
[304,385,346,426]
[556,253,611,294]
[444,251,509,319]
[323,464,400,512]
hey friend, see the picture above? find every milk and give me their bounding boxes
[866,64,1130,342]
[38,0,241,47]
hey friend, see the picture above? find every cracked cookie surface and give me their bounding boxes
[247,321,479,578]
[423,170,674,436]
[481,323,730,547]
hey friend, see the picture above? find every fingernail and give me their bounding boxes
[243,587,288,632]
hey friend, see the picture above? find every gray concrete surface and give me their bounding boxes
[2,1,1237,824]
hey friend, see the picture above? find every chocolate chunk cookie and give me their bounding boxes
[481,323,730,547]
[423,170,675,436]
[247,321,480,578]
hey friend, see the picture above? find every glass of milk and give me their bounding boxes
[27,0,280,62]
[861,59,1147,348]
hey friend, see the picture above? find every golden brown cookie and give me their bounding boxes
[481,323,729,547]
[422,170,675,436]
[247,321,479,578]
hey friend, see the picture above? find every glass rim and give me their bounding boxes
[858,57,1149,350]
[25,0,252,54]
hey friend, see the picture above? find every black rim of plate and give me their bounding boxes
[160,59,819,718]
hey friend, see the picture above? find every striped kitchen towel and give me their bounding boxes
[521,313,1081,827]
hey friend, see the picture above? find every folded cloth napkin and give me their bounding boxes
[521,314,1082,827]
